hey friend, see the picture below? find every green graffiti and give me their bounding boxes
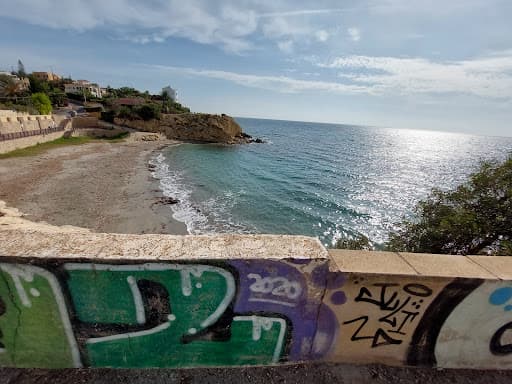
[65,263,286,368]
[0,264,81,368]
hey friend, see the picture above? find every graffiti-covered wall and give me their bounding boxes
[0,231,510,369]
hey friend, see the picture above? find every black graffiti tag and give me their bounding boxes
[490,322,512,356]
[344,283,433,348]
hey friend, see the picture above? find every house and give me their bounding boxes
[65,80,103,98]
[0,71,30,91]
[32,71,61,82]
[162,86,177,101]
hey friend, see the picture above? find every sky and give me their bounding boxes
[0,0,511,136]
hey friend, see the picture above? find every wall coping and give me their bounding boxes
[329,249,511,280]
[0,229,328,261]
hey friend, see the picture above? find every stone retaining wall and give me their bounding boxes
[71,116,100,129]
[0,223,510,370]
[0,130,66,154]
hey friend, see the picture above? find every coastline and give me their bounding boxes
[0,136,188,235]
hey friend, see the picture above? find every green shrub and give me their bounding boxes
[334,234,373,250]
[117,106,134,119]
[387,156,512,255]
[31,92,52,114]
[101,110,116,123]
[136,103,161,121]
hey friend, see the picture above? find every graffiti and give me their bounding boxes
[489,286,512,356]
[64,263,287,368]
[0,264,81,368]
[344,282,433,348]
[0,258,510,370]
[430,281,512,369]
[229,260,338,361]
[490,323,512,355]
[247,273,302,301]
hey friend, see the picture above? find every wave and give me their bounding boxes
[149,152,256,235]
[149,153,207,234]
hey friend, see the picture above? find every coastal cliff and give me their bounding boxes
[115,113,253,144]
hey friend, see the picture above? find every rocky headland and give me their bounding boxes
[114,113,262,144]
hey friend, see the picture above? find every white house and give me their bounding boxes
[162,86,177,101]
[65,80,103,98]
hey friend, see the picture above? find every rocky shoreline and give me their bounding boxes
[115,113,264,144]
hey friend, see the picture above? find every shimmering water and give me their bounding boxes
[150,118,512,247]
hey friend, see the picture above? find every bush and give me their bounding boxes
[101,110,116,123]
[31,92,52,114]
[387,156,512,255]
[117,106,134,119]
[334,234,373,250]
[136,103,161,121]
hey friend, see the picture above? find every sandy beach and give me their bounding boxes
[0,136,188,235]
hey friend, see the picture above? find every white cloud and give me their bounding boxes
[148,64,370,94]
[318,53,512,98]
[277,40,294,54]
[147,50,512,100]
[347,27,361,42]
[315,30,330,42]
[0,0,259,52]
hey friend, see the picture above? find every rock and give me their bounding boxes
[152,197,180,206]
[114,113,248,144]
[157,197,179,205]
[253,138,264,144]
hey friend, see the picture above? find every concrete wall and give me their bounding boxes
[71,116,100,129]
[0,130,66,153]
[0,113,72,154]
[71,127,127,138]
[0,228,510,370]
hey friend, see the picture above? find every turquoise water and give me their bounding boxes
[150,118,512,247]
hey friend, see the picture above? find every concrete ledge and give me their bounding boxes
[0,204,511,370]
[329,249,417,275]
[0,230,327,261]
[468,256,512,280]
[397,252,498,279]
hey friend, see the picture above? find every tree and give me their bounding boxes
[28,74,50,94]
[0,75,23,101]
[49,88,67,106]
[31,92,52,115]
[136,103,161,121]
[386,156,512,255]
[334,234,373,250]
[17,59,26,77]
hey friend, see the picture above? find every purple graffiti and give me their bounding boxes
[229,260,340,361]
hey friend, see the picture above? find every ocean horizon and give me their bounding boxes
[150,117,512,247]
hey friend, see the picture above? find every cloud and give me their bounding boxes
[257,7,360,18]
[317,53,512,98]
[347,27,361,42]
[0,0,259,52]
[147,50,512,100]
[148,64,370,94]
[315,30,330,42]
[277,40,294,54]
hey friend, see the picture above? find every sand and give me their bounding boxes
[0,137,188,235]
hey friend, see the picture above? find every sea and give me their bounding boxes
[149,118,512,247]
